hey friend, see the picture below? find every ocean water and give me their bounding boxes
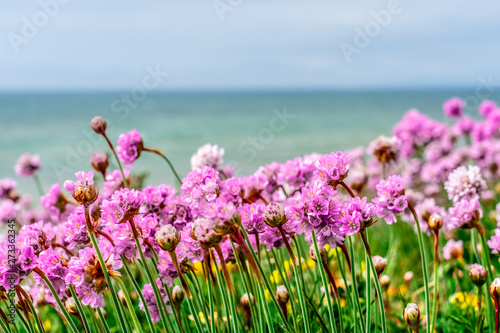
[1,89,499,196]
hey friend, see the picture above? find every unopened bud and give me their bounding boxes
[155,224,180,252]
[404,271,414,285]
[403,303,420,329]
[65,297,78,315]
[469,264,487,287]
[240,293,255,310]
[489,278,500,300]
[372,255,387,275]
[117,290,127,307]
[428,214,443,231]
[171,285,185,307]
[275,285,289,305]
[263,202,287,228]
[379,274,390,289]
[309,246,327,263]
[90,116,107,134]
[90,152,109,175]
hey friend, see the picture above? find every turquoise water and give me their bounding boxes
[1,89,499,195]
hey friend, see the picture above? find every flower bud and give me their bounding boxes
[489,278,500,300]
[404,271,414,285]
[428,214,443,231]
[403,303,420,329]
[309,246,327,263]
[90,116,107,134]
[263,202,287,228]
[275,285,289,305]
[379,274,390,290]
[469,263,487,287]
[171,285,185,307]
[65,297,78,315]
[240,293,255,310]
[117,290,127,307]
[155,224,180,252]
[372,255,387,275]
[90,152,109,175]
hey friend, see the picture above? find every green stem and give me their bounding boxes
[239,225,293,332]
[430,231,439,333]
[293,237,312,333]
[14,307,33,333]
[33,174,44,197]
[69,285,91,333]
[479,230,495,333]
[365,231,372,333]
[33,268,79,333]
[133,248,174,332]
[115,277,144,333]
[97,308,111,333]
[102,133,129,187]
[87,228,129,333]
[143,147,182,185]
[359,232,387,333]
[348,237,366,333]
[121,258,156,333]
[408,201,430,333]
[312,231,337,333]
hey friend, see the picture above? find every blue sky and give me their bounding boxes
[1,0,499,90]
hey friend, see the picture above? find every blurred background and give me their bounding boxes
[1,0,500,194]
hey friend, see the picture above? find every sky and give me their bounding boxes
[1,0,500,91]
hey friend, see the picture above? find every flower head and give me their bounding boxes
[116,129,144,166]
[155,224,180,252]
[443,97,464,118]
[447,199,482,230]
[373,175,407,224]
[314,151,350,188]
[90,116,107,134]
[444,165,486,203]
[403,303,420,329]
[15,154,41,177]
[367,135,399,164]
[90,152,109,175]
[64,171,98,206]
[262,202,287,228]
[442,239,463,261]
[469,263,487,287]
[190,143,225,171]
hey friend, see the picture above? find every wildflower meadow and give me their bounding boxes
[4,97,500,333]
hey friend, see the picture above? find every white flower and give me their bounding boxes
[190,144,224,170]
[444,165,486,203]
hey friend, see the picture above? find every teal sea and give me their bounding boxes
[1,89,499,195]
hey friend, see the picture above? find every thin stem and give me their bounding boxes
[115,277,144,333]
[97,308,111,333]
[365,233,372,333]
[143,147,182,185]
[277,225,298,266]
[168,250,193,299]
[360,232,387,333]
[238,225,294,332]
[479,230,495,333]
[348,237,366,333]
[86,209,129,333]
[128,222,175,333]
[69,285,91,333]
[496,299,499,333]
[312,231,337,333]
[33,268,79,333]
[213,244,235,295]
[102,133,129,187]
[121,258,156,333]
[430,231,439,333]
[33,174,44,197]
[408,201,430,333]
[339,181,356,198]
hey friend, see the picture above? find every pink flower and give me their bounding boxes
[64,171,98,206]
[444,165,486,203]
[373,175,407,224]
[190,143,225,170]
[488,228,500,254]
[314,151,350,188]
[442,239,463,261]
[116,129,143,167]
[443,97,464,118]
[15,154,41,177]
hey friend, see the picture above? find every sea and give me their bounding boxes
[1,89,499,197]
